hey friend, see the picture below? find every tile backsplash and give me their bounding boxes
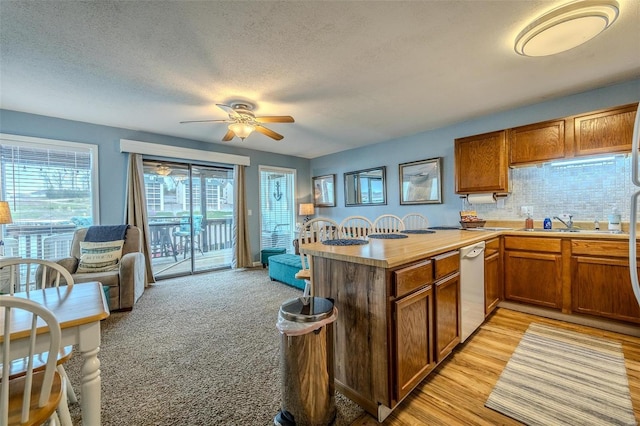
[470,155,632,223]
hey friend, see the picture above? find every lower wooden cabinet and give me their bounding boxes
[504,237,562,309]
[484,238,501,315]
[394,285,434,401]
[435,272,460,362]
[571,239,640,324]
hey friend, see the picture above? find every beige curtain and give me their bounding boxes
[232,165,253,268]
[125,153,156,284]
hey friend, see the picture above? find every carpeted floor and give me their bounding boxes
[65,268,364,425]
[486,322,636,426]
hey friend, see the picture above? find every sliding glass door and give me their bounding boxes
[143,160,234,279]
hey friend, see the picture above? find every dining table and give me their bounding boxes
[0,281,110,426]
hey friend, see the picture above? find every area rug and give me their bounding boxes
[485,323,636,426]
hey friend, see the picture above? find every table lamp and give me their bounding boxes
[0,201,13,257]
[299,203,315,223]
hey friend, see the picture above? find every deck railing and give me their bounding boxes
[4,217,234,260]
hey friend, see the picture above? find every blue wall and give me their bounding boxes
[1,78,638,261]
[310,78,640,227]
[0,110,310,261]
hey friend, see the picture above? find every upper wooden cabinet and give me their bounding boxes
[572,103,638,157]
[455,130,509,194]
[508,120,565,166]
[455,103,638,171]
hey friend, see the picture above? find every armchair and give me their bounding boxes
[52,225,146,311]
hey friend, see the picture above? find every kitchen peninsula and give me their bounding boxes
[300,229,498,421]
[300,228,639,421]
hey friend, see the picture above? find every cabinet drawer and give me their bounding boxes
[504,236,561,253]
[571,239,636,258]
[394,260,433,297]
[433,251,459,280]
[485,238,500,257]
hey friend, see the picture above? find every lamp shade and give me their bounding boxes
[299,203,315,216]
[229,122,255,140]
[0,201,13,224]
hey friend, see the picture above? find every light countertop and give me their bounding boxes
[300,227,630,269]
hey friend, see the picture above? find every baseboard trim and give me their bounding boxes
[498,301,640,337]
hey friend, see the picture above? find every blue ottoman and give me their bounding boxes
[261,248,287,268]
[268,254,307,290]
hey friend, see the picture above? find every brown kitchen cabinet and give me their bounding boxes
[572,103,637,157]
[394,284,435,401]
[504,236,563,309]
[508,119,565,166]
[484,237,501,315]
[433,251,460,362]
[392,259,436,402]
[571,239,640,324]
[455,130,509,194]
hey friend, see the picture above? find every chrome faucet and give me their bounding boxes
[553,215,573,229]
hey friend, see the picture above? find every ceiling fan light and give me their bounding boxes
[228,122,255,140]
[514,0,619,57]
[155,164,172,176]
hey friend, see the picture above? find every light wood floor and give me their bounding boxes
[352,308,640,425]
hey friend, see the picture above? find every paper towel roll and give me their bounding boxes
[467,193,495,205]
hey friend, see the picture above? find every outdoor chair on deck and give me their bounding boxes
[173,215,204,259]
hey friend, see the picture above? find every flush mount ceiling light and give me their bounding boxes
[514,0,619,57]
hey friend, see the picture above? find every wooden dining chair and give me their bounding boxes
[0,258,76,425]
[373,214,405,234]
[0,296,64,426]
[339,216,373,239]
[402,213,430,230]
[295,217,339,294]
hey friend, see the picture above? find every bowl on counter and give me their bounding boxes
[460,220,486,229]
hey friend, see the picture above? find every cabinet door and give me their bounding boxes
[572,256,640,324]
[394,285,434,401]
[455,130,509,194]
[509,120,565,166]
[484,251,501,315]
[435,272,460,362]
[573,103,637,156]
[504,250,562,309]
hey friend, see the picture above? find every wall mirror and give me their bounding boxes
[344,166,387,206]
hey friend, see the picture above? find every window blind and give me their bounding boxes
[259,166,296,253]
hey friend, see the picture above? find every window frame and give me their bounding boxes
[0,133,100,224]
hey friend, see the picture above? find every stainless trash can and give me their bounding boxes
[274,296,338,426]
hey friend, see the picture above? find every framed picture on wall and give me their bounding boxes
[312,174,336,207]
[399,157,442,204]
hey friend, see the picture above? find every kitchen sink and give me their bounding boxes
[521,228,626,234]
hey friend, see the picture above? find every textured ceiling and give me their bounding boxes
[1,1,639,159]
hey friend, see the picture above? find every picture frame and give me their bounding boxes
[399,157,442,205]
[312,174,336,207]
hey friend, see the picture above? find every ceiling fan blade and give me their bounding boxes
[255,116,295,123]
[255,125,284,141]
[222,129,236,141]
[216,103,241,119]
[180,119,230,124]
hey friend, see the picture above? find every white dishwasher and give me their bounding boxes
[459,241,485,342]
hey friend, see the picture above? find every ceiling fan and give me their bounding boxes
[180,102,294,141]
